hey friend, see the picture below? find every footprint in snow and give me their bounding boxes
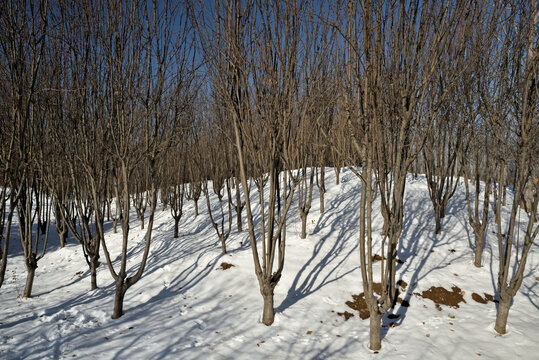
[192,319,206,330]
[322,296,338,305]
[232,335,245,343]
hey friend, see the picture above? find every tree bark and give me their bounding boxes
[494,293,511,335]
[220,235,227,254]
[174,217,180,238]
[90,257,98,290]
[320,189,325,214]
[369,312,382,350]
[0,208,13,288]
[300,213,307,239]
[435,207,441,235]
[112,281,127,319]
[474,234,483,267]
[59,229,67,248]
[23,261,37,298]
[262,287,275,326]
[235,179,243,232]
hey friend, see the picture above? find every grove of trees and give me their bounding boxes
[1,0,537,351]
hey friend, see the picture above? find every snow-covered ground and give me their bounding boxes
[1,169,537,359]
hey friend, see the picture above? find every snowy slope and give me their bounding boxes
[1,169,538,359]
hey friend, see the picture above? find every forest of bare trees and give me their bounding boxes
[1,0,537,352]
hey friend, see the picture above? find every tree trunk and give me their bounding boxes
[194,199,199,217]
[112,281,127,319]
[220,235,227,254]
[435,208,441,235]
[494,293,511,335]
[90,257,98,290]
[320,189,325,214]
[262,288,275,326]
[319,167,325,214]
[140,217,144,230]
[112,219,118,234]
[300,213,307,239]
[235,180,243,232]
[24,262,37,298]
[59,229,67,248]
[474,233,483,268]
[369,312,382,350]
[0,214,12,288]
[174,217,180,238]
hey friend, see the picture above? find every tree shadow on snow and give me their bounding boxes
[380,187,469,340]
[276,186,360,313]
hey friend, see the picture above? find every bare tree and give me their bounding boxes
[493,1,538,335]
[0,0,51,297]
[339,0,472,350]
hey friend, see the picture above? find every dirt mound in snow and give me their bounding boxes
[344,280,409,320]
[416,286,465,309]
[219,262,235,270]
[471,292,496,304]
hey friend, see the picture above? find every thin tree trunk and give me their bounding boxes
[435,207,441,235]
[236,180,243,232]
[174,217,180,238]
[474,234,484,267]
[220,235,227,254]
[300,213,307,239]
[369,312,382,351]
[494,293,511,335]
[0,208,13,288]
[262,286,275,326]
[319,167,325,214]
[90,257,98,290]
[59,229,67,248]
[112,281,127,319]
[23,261,37,298]
[320,189,325,214]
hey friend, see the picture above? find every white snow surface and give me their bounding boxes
[1,169,538,359]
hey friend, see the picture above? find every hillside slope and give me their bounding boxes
[1,169,538,359]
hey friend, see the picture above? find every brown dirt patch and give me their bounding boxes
[372,254,384,261]
[472,292,496,304]
[337,311,354,321]
[220,262,235,270]
[346,293,370,319]
[345,282,409,319]
[415,286,466,308]
[372,254,404,264]
[397,279,408,289]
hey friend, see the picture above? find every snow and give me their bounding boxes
[1,169,538,359]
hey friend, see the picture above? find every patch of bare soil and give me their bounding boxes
[472,292,496,304]
[346,293,370,319]
[372,255,404,264]
[397,279,408,289]
[415,286,466,309]
[220,262,235,270]
[337,311,354,321]
[344,280,409,319]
